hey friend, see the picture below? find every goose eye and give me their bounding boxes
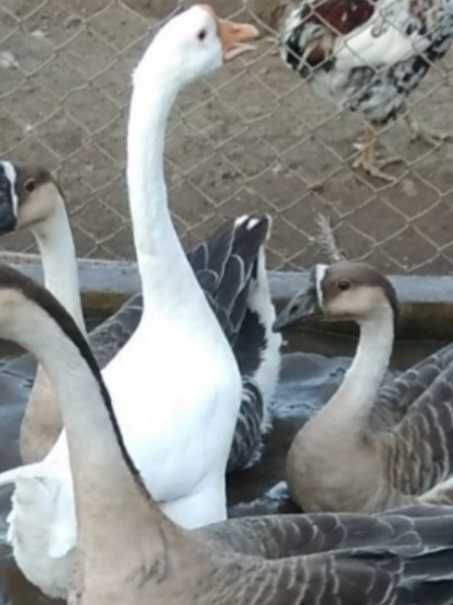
[337,280,351,292]
[198,28,207,41]
[25,179,36,193]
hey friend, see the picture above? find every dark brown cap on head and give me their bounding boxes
[321,261,399,323]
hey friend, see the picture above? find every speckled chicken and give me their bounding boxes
[280,0,453,181]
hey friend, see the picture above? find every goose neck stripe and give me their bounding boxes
[0,265,148,495]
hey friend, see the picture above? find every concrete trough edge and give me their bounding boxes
[4,253,453,340]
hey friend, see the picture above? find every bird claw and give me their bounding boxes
[405,112,452,146]
[409,126,452,146]
[352,153,402,183]
[352,139,403,183]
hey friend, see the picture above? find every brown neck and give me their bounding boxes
[20,366,61,463]
[14,300,193,585]
[20,183,85,463]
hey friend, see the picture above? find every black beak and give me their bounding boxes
[273,286,321,332]
[0,193,17,235]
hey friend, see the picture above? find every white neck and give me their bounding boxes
[320,306,394,428]
[127,66,210,320]
[31,189,86,336]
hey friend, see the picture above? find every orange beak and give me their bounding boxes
[217,19,259,62]
[200,4,259,62]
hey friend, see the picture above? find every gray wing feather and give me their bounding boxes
[369,338,453,498]
[199,507,453,559]
[88,293,143,368]
[197,507,453,604]
[376,344,453,427]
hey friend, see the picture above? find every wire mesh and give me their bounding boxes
[0,0,452,273]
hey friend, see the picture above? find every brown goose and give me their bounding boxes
[2,265,453,604]
[275,260,453,513]
[0,161,281,472]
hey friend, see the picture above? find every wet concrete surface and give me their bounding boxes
[0,329,447,603]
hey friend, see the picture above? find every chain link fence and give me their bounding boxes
[0,0,452,273]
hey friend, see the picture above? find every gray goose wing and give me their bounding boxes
[88,293,143,368]
[202,542,453,605]
[187,215,273,472]
[374,344,452,426]
[199,507,453,604]
[200,552,403,605]
[379,351,453,498]
[187,215,270,350]
[199,505,453,558]
[374,343,453,428]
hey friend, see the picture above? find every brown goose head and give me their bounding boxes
[0,161,59,235]
[274,260,398,330]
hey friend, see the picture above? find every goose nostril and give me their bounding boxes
[289,304,300,315]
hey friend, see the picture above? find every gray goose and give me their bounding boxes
[275,260,453,513]
[2,263,453,604]
[0,161,281,471]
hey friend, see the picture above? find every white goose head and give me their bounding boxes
[275,260,399,328]
[0,161,59,234]
[134,4,259,90]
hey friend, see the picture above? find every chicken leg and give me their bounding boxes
[352,126,403,183]
[405,110,452,146]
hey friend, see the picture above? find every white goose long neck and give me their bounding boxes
[32,187,86,335]
[319,306,394,429]
[127,64,209,320]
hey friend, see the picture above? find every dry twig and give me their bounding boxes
[316,214,345,263]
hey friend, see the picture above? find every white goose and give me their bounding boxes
[1,264,453,604]
[0,6,261,599]
[0,161,281,471]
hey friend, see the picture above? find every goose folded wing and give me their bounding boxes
[208,549,408,605]
[199,506,453,559]
[187,216,270,345]
[375,344,453,427]
[381,365,453,495]
[88,293,143,369]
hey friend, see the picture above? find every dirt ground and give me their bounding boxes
[1,0,453,273]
